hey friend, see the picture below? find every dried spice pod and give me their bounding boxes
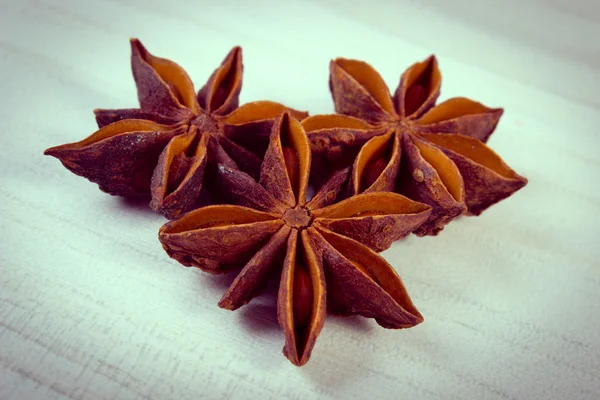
[159,112,429,366]
[45,38,307,219]
[44,120,188,197]
[325,55,527,235]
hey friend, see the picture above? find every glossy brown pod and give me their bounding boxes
[159,112,427,366]
[45,38,307,219]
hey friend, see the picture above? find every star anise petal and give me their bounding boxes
[312,192,431,252]
[308,226,423,328]
[159,205,282,273]
[219,225,291,310]
[278,230,327,366]
[348,129,400,194]
[150,128,209,219]
[217,164,287,214]
[421,133,528,215]
[44,120,187,197]
[130,39,200,114]
[259,113,310,207]
[303,114,380,158]
[305,167,350,209]
[393,55,441,119]
[94,108,184,128]
[216,135,263,180]
[416,97,504,143]
[399,133,467,236]
[197,46,242,115]
[329,59,394,123]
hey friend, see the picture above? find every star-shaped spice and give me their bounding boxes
[159,112,430,366]
[44,39,307,219]
[304,56,527,235]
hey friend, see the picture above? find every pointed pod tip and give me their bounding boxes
[129,37,141,48]
[225,46,243,64]
[295,358,309,367]
[275,109,293,127]
[43,146,64,158]
[158,219,178,237]
[520,176,528,186]
[413,307,425,324]
[283,347,303,367]
[157,225,167,237]
[417,54,438,69]
[508,174,528,195]
[130,38,148,57]
[412,314,425,327]
[217,297,234,310]
[329,58,343,70]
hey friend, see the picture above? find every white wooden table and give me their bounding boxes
[1,0,599,399]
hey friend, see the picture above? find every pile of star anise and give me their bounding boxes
[45,39,527,366]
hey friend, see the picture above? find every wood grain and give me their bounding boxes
[1,0,599,399]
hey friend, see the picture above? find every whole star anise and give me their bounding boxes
[159,112,430,366]
[305,56,527,235]
[44,39,306,219]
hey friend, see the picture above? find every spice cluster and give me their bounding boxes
[45,39,527,366]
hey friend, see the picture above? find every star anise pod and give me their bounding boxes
[159,112,430,366]
[306,55,527,235]
[44,39,307,219]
